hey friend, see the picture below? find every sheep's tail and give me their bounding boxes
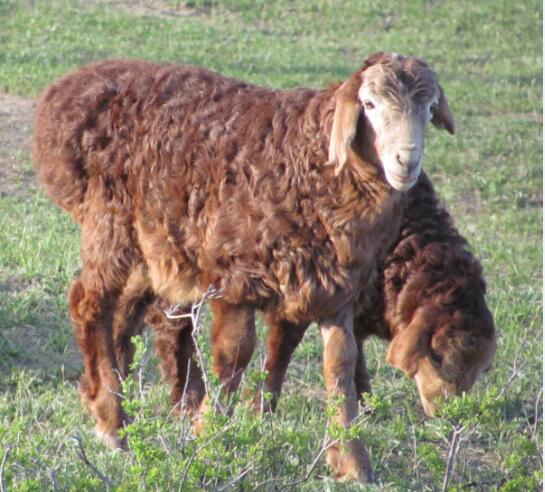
[32,86,89,224]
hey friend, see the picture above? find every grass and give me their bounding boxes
[0,0,542,490]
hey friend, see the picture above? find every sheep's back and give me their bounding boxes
[131,72,355,319]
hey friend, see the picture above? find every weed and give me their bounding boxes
[0,0,541,490]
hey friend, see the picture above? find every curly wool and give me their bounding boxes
[33,59,405,324]
[354,172,493,343]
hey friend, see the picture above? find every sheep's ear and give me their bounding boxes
[386,310,433,377]
[431,85,455,135]
[328,83,361,176]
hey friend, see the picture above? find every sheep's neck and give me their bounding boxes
[304,91,403,249]
[305,88,400,219]
[294,111,404,315]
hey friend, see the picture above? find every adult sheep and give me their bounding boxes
[33,52,454,482]
[147,172,496,478]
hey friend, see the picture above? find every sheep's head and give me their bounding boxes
[384,249,497,416]
[329,52,455,190]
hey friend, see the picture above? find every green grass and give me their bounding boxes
[0,0,542,490]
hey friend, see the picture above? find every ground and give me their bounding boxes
[0,93,35,198]
[0,1,541,491]
[0,92,83,378]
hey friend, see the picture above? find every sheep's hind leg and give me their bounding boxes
[146,300,205,416]
[112,267,155,379]
[320,305,373,483]
[69,184,139,449]
[69,275,127,449]
[256,314,308,413]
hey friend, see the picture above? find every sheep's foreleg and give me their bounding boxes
[320,305,373,483]
[192,300,256,432]
[354,335,373,400]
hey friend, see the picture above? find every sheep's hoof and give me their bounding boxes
[192,415,205,436]
[191,396,210,435]
[95,428,125,450]
[168,401,205,433]
[326,442,373,483]
[191,398,235,435]
[250,391,277,414]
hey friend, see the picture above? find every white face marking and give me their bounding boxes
[357,82,438,191]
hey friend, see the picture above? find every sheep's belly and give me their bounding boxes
[148,257,206,304]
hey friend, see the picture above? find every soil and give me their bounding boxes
[0,92,37,198]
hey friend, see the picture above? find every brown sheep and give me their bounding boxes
[147,171,496,478]
[33,52,454,482]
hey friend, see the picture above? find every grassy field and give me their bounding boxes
[0,0,542,490]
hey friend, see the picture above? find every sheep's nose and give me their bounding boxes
[396,148,420,174]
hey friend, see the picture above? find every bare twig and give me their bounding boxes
[461,477,508,489]
[105,379,125,401]
[164,285,223,321]
[252,426,337,491]
[189,287,221,396]
[179,357,195,413]
[440,324,537,491]
[71,435,114,489]
[158,433,171,455]
[410,424,421,482]
[0,446,11,492]
[165,286,224,412]
[493,328,531,402]
[283,412,339,489]
[441,424,465,492]
[281,378,374,489]
[48,467,60,491]
[177,424,234,492]
[217,464,255,491]
[163,357,195,421]
[28,454,62,491]
[532,386,543,443]
[175,411,195,448]
[255,352,268,414]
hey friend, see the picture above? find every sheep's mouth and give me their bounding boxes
[392,173,418,183]
[384,168,419,191]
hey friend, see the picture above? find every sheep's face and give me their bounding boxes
[417,313,497,416]
[387,306,497,417]
[358,63,441,191]
[328,53,455,190]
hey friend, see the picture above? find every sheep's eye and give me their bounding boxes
[363,100,375,111]
[429,102,438,113]
[429,350,443,369]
